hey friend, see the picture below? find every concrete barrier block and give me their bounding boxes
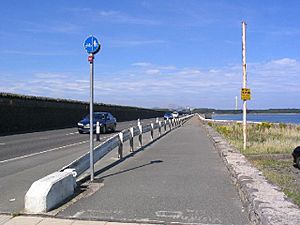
[25,171,76,213]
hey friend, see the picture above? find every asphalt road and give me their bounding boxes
[58,117,250,225]
[0,118,157,213]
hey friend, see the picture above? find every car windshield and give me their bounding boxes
[84,113,106,120]
[165,112,172,116]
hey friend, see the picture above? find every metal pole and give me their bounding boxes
[242,22,247,151]
[89,53,94,181]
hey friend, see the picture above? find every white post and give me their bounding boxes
[158,121,162,136]
[137,118,141,126]
[96,121,100,141]
[138,124,142,147]
[129,127,134,152]
[118,132,123,159]
[235,96,238,111]
[242,21,247,151]
[89,53,94,181]
[150,123,154,141]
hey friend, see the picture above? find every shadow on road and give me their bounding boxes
[96,159,163,180]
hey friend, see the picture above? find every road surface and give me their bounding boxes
[57,117,249,225]
[0,118,156,213]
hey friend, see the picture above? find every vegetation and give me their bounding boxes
[212,122,300,206]
[213,122,300,155]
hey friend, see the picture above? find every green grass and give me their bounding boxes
[211,122,300,206]
[213,122,300,155]
[251,159,300,206]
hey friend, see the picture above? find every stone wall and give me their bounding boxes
[0,93,164,135]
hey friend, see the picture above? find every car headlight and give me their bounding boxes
[84,124,90,128]
[77,123,83,126]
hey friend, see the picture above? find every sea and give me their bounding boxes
[212,113,300,125]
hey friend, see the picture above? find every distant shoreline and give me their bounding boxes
[214,112,300,115]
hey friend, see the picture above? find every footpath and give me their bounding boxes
[0,116,249,225]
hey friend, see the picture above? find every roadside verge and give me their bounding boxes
[198,114,300,225]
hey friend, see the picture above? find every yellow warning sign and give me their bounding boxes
[241,88,251,101]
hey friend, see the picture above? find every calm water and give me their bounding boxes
[212,113,300,124]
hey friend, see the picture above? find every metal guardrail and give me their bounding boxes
[60,115,193,178]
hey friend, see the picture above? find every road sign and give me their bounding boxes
[83,35,101,182]
[241,88,251,101]
[84,36,101,54]
[88,55,94,63]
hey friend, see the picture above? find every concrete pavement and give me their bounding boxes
[56,116,249,224]
[0,215,143,225]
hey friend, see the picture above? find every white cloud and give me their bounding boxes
[271,58,297,65]
[132,62,152,67]
[21,21,81,34]
[2,58,300,108]
[109,39,166,47]
[95,10,160,25]
[0,50,74,56]
[146,69,160,75]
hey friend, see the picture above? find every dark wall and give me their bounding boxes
[0,93,165,135]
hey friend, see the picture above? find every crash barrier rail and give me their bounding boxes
[25,115,193,213]
[60,115,193,178]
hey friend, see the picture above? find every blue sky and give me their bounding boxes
[1,0,300,109]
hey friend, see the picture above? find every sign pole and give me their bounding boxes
[83,35,101,182]
[89,53,94,182]
[242,22,247,151]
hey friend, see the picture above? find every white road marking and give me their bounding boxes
[72,211,85,218]
[0,140,89,164]
[156,211,183,219]
[39,137,48,140]
[66,132,79,136]
[0,143,5,146]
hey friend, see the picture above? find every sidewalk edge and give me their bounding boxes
[197,115,300,225]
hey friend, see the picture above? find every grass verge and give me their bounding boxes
[209,122,300,207]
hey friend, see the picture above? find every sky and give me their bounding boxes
[1,0,300,109]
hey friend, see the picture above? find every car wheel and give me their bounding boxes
[78,130,83,134]
[296,156,300,168]
[111,124,116,132]
[101,125,106,134]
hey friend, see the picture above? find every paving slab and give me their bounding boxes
[72,220,106,225]
[37,217,74,225]
[58,117,249,224]
[3,216,42,225]
[0,215,11,225]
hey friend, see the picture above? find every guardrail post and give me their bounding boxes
[169,119,172,130]
[137,118,141,126]
[138,124,143,147]
[158,121,162,136]
[129,127,134,152]
[164,120,167,132]
[150,123,154,141]
[156,117,159,123]
[118,132,123,159]
[96,122,100,141]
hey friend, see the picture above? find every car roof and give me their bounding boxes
[94,112,109,114]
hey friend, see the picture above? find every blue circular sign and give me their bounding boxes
[84,36,101,54]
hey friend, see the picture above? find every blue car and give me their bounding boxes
[77,112,117,134]
[164,112,173,120]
